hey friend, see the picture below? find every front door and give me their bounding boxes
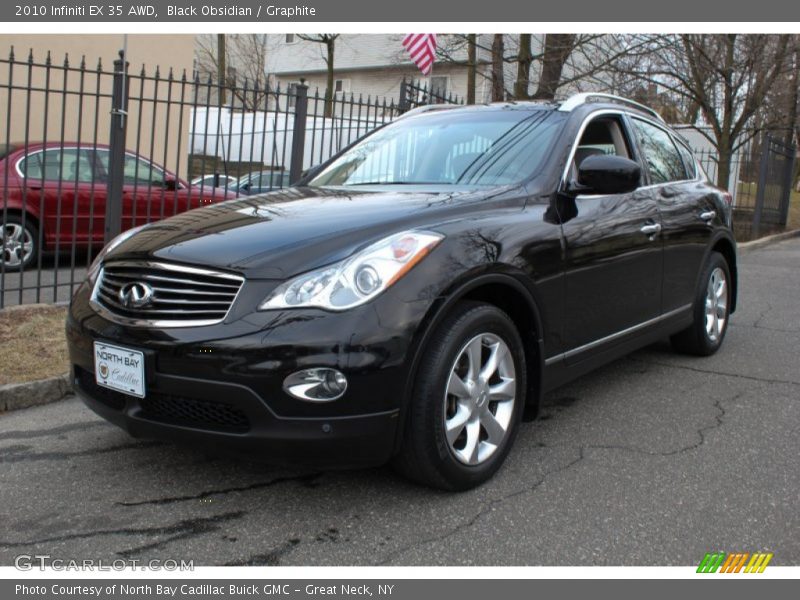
[560,113,663,363]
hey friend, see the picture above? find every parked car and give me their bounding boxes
[0,143,235,271]
[190,173,239,189]
[67,94,737,490]
[235,170,290,195]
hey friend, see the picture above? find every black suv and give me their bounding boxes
[66,94,737,490]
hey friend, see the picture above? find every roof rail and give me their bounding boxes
[558,93,665,123]
[396,103,461,119]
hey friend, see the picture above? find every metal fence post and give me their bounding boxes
[779,142,796,227]
[752,135,771,239]
[289,80,308,184]
[105,50,129,244]
[398,78,409,113]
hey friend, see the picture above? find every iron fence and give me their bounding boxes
[683,128,797,240]
[0,46,461,308]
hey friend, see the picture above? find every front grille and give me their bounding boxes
[75,365,250,433]
[75,366,126,410]
[140,393,250,433]
[92,260,244,327]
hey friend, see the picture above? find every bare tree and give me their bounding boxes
[195,34,271,110]
[514,34,533,99]
[296,34,340,117]
[491,34,505,101]
[467,34,477,104]
[611,34,792,187]
[532,34,577,100]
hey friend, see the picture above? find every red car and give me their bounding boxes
[1,142,236,270]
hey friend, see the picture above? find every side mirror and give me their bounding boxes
[163,177,179,191]
[576,154,641,195]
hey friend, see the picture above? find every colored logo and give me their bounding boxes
[98,362,109,379]
[697,552,773,573]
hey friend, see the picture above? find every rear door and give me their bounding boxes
[560,112,663,363]
[627,118,717,314]
[17,147,101,248]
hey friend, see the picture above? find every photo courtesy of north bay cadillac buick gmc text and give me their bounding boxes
[66,94,737,491]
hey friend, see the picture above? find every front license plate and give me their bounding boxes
[94,341,145,398]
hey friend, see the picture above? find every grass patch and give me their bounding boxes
[0,305,68,385]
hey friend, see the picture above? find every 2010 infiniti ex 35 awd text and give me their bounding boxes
[66,93,737,490]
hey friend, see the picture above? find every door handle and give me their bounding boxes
[699,210,716,222]
[640,223,662,236]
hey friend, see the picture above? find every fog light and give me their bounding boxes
[283,368,348,402]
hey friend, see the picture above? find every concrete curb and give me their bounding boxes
[738,229,800,252]
[0,373,72,413]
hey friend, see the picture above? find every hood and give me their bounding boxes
[109,185,522,279]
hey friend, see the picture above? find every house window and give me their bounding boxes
[285,34,295,44]
[334,78,351,97]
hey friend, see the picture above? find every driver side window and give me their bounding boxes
[570,116,635,182]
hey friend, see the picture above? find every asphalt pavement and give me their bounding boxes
[0,238,798,566]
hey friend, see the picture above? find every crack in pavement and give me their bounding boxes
[0,511,246,550]
[628,358,800,388]
[375,447,586,565]
[0,440,165,463]
[0,421,105,441]
[375,391,737,565]
[224,538,302,566]
[548,396,732,458]
[114,472,324,507]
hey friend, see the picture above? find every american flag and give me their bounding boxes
[402,34,437,76]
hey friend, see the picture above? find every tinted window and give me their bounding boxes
[309,109,566,187]
[675,141,697,179]
[18,148,96,183]
[631,119,687,184]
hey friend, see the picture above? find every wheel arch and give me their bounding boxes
[710,234,738,313]
[393,271,546,454]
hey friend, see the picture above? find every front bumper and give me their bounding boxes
[66,279,431,468]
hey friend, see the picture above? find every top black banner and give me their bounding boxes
[2,0,800,22]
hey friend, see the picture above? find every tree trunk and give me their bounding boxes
[217,34,226,105]
[491,34,505,102]
[514,34,533,100]
[532,34,575,101]
[325,39,335,118]
[467,34,477,105]
[716,134,733,190]
[785,38,799,149]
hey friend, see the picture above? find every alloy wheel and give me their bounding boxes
[705,266,728,343]
[443,333,517,466]
[2,223,34,268]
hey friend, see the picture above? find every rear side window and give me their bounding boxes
[17,148,96,183]
[630,118,688,184]
[674,141,698,179]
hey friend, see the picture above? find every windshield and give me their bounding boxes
[308,108,566,188]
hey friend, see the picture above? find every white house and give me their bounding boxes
[265,34,496,105]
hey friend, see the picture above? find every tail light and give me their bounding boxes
[720,191,733,206]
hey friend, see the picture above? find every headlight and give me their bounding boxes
[259,230,444,311]
[87,224,148,284]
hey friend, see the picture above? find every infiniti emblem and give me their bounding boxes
[119,282,154,308]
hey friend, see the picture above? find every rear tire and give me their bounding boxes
[1,215,38,272]
[393,301,526,491]
[670,251,731,356]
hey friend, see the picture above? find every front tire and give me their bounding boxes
[671,251,731,356]
[394,302,526,491]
